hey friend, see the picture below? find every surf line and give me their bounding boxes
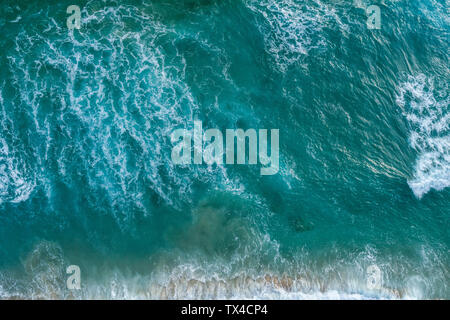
[170,120,279,175]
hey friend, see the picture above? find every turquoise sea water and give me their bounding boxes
[0,0,448,299]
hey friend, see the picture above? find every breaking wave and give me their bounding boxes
[396,74,449,198]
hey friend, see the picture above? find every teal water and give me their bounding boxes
[0,0,448,299]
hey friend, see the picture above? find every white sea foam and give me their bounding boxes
[0,138,35,205]
[0,236,446,299]
[396,74,449,198]
[4,3,251,216]
[0,257,422,300]
[245,0,345,72]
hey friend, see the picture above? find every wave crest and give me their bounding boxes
[397,74,449,198]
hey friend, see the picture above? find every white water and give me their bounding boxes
[396,74,450,198]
